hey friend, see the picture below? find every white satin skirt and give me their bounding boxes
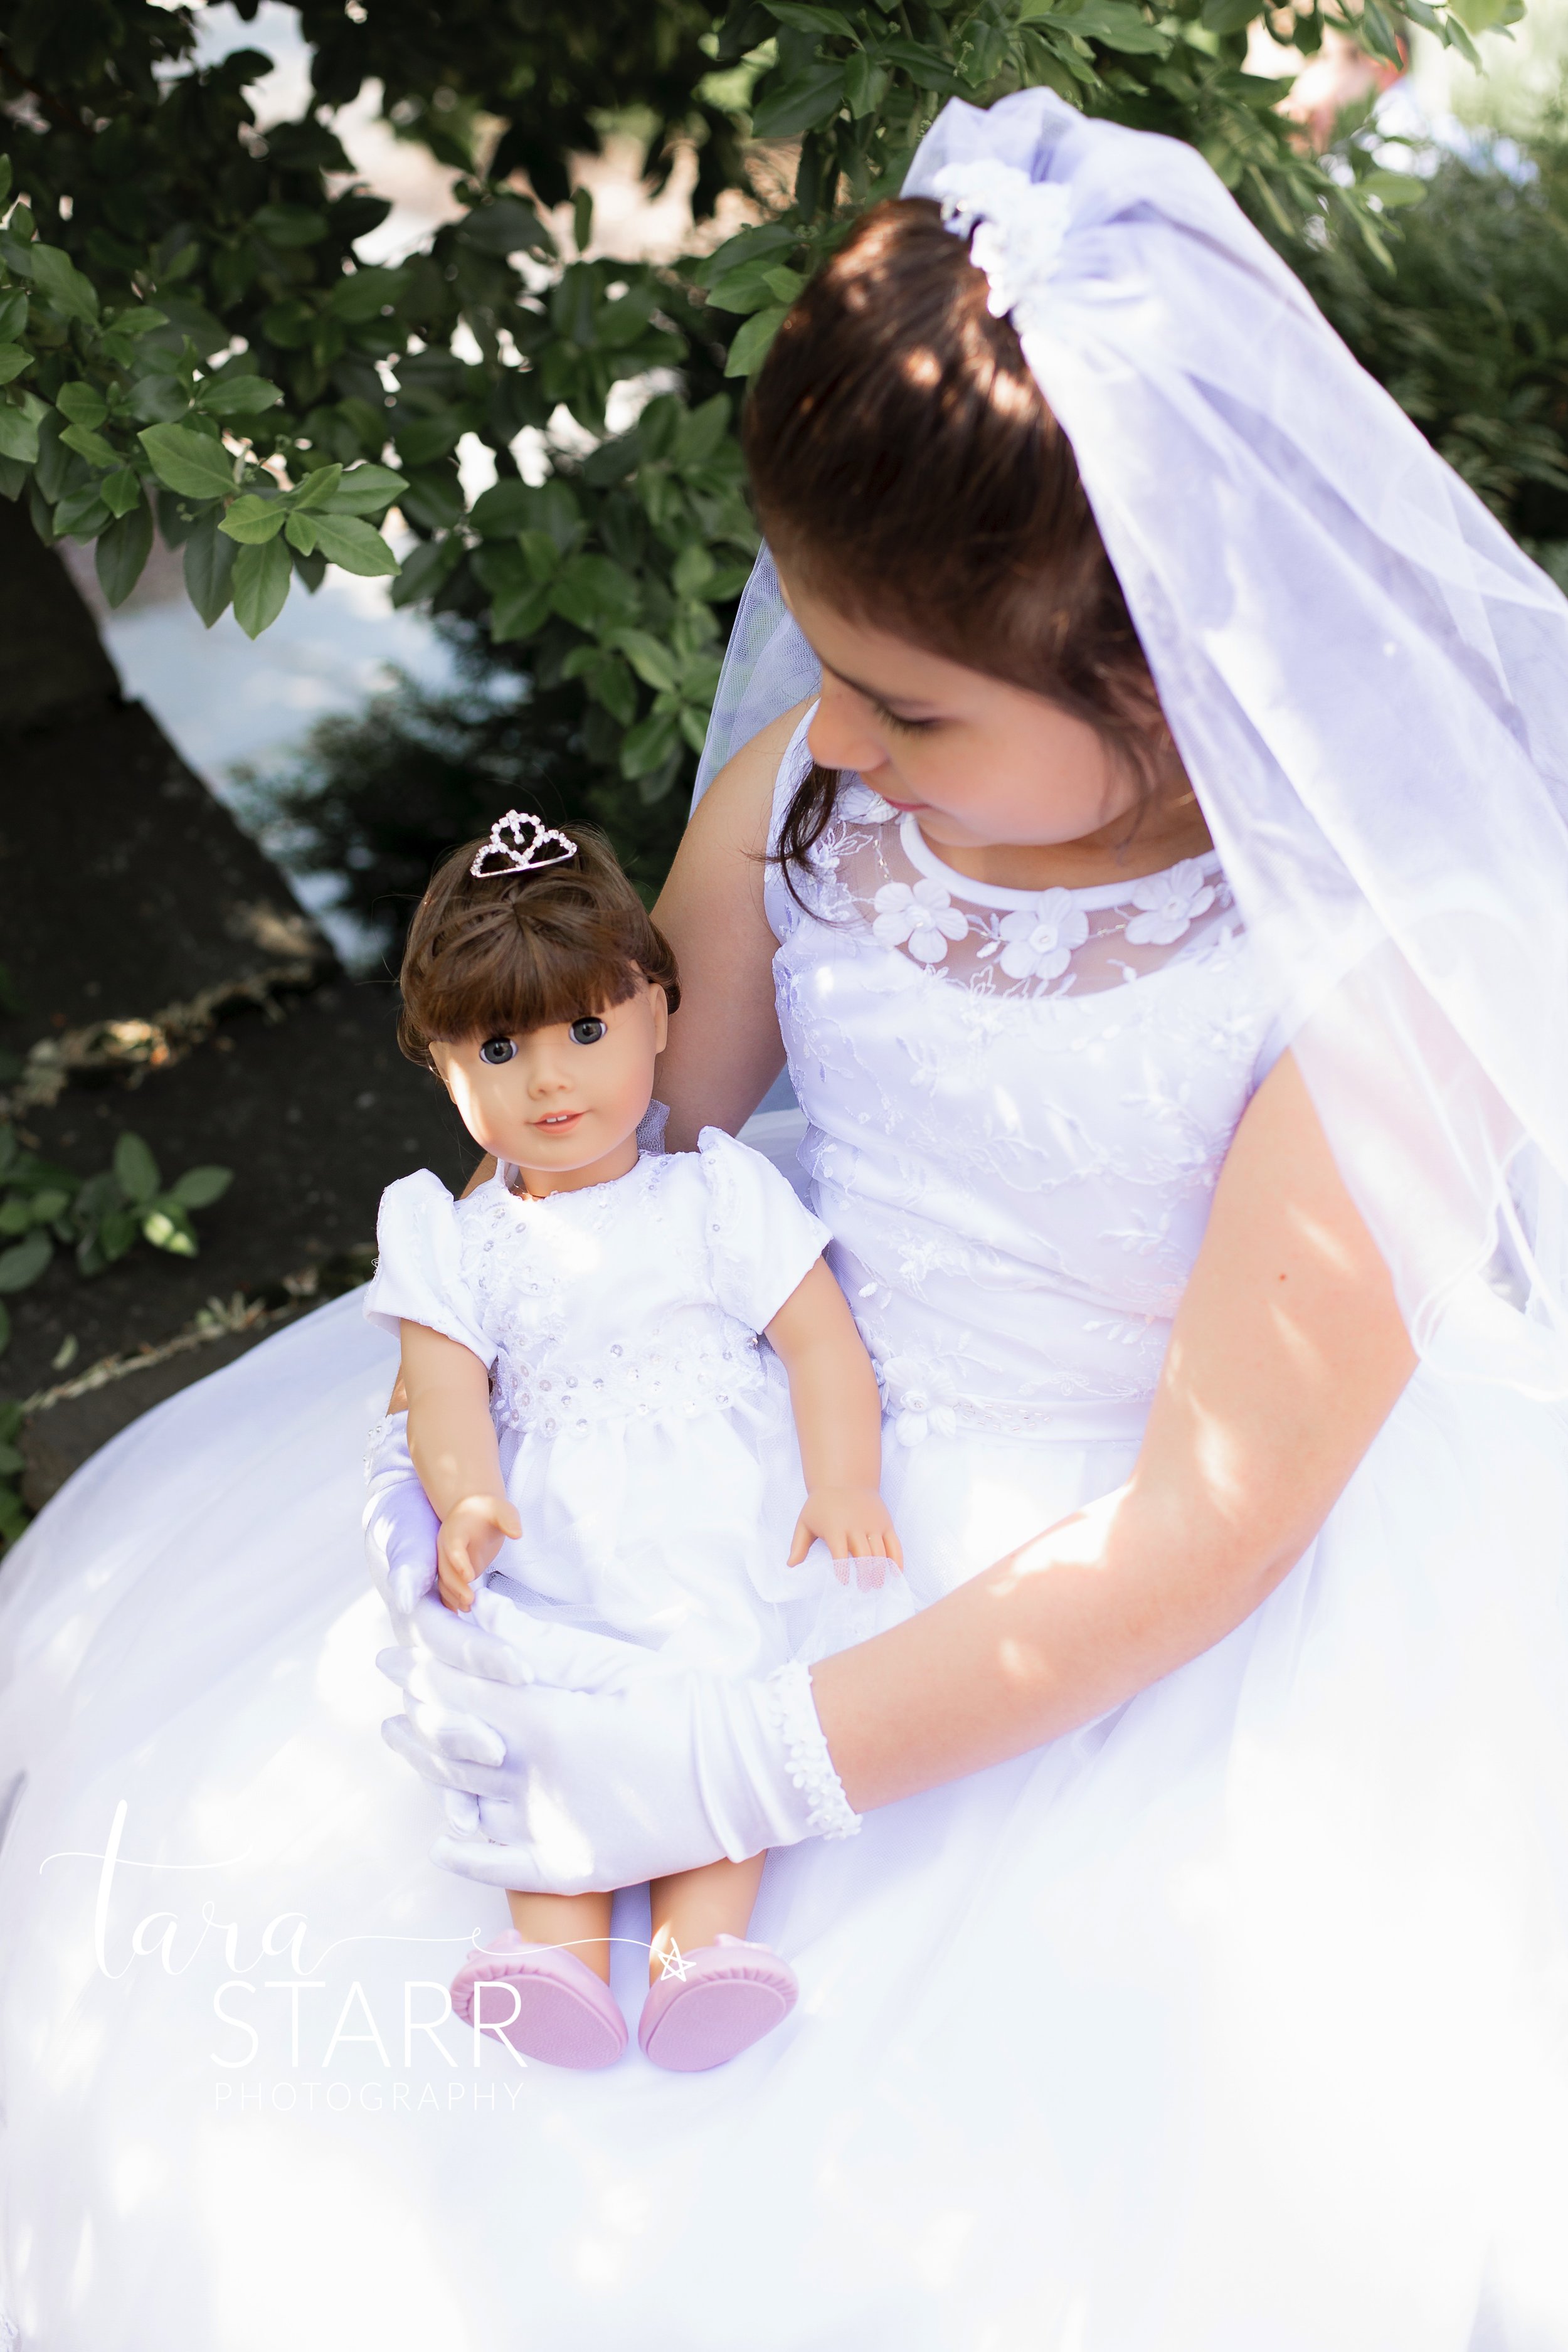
[2,1290,1567,2351]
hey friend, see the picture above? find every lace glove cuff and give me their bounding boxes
[763,1660,862,1840]
[363,1410,440,1618]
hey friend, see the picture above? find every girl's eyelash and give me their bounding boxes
[874,701,936,735]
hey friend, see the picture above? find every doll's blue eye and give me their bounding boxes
[479,1037,516,1065]
[569,1017,607,1046]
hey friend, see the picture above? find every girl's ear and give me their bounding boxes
[649,982,669,1054]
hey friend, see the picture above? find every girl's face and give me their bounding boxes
[777,563,1206,880]
[430,979,667,1197]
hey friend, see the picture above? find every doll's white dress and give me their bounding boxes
[2,713,1567,2350]
[362,1129,907,1673]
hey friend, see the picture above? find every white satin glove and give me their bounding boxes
[375,1582,864,1893]
[363,1409,440,1618]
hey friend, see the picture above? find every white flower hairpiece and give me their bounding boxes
[929,159,1073,340]
[470,809,578,879]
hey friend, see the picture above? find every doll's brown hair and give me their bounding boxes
[741,195,1170,888]
[396,822,680,1072]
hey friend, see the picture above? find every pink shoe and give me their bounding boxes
[450,1931,627,2069]
[637,1934,798,2072]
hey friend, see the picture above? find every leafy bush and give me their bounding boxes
[1298,129,1568,576]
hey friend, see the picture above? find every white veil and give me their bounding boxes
[694,88,1568,1401]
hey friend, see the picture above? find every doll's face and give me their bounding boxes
[776,562,1207,883]
[430,977,667,1198]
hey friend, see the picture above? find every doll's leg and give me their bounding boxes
[507,1887,615,1985]
[647,1851,766,1984]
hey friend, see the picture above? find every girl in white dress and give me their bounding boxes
[365,812,907,2072]
[3,88,1568,2352]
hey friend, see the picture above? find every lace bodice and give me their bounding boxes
[763,715,1293,1444]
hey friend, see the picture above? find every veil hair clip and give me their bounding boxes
[470,809,579,879]
[930,159,1073,339]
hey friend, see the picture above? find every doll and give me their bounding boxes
[364,808,909,2074]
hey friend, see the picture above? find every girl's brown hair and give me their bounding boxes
[742,196,1168,885]
[396,822,680,1071]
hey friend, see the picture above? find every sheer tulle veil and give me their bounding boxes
[696,89,1568,1403]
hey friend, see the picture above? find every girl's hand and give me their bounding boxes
[788,1487,904,1571]
[438,1495,522,1614]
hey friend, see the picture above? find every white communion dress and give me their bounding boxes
[362,1128,911,1675]
[2,712,1567,2351]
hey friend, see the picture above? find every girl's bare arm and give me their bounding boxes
[806,1047,1418,1810]
[650,703,807,1151]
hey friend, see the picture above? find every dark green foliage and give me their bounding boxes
[1298,134,1568,573]
[240,630,691,967]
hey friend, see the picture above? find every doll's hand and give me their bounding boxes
[787,1487,904,1572]
[438,1495,522,1613]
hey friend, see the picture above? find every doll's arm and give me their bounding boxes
[401,1320,521,1614]
[765,1259,904,1568]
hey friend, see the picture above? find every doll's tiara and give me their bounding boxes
[470,809,578,879]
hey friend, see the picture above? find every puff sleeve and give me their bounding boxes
[362,1170,495,1367]
[696,1126,832,1334]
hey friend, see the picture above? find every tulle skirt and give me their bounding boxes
[2,1291,1567,2350]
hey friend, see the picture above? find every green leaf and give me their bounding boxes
[457,196,554,258]
[56,381,108,431]
[470,479,536,539]
[673,543,717,596]
[138,422,235,501]
[0,403,40,465]
[326,464,408,516]
[1359,166,1428,208]
[169,1165,232,1210]
[676,396,732,467]
[844,51,891,115]
[100,468,142,517]
[0,290,29,342]
[98,1206,139,1263]
[284,512,318,554]
[389,533,463,609]
[183,512,238,627]
[765,1,858,29]
[95,497,154,607]
[395,411,464,468]
[113,1131,161,1204]
[620,706,682,780]
[232,535,292,637]
[309,512,400,576]
[218,494,285,544]
[253,203,328,248]
[59,420,120,469]
[751,61,847,137]
[608,627,679,692]
[489,578,554,643]
[127,374,191,425]
[289,463,344,510]
[194,374,283,419]
[724,303,791,378]
[142,1201,198,1256]
[28,244,98,324]
[327,264,413,323]
[0,1229,52,1293]
[1197,0,1260,28]
[52,487,110,540]
[550,552,641,632]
